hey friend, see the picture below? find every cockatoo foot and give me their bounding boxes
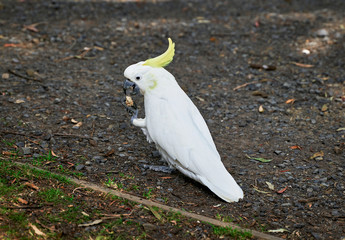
[130,109,139,124]
[140,164,175,174]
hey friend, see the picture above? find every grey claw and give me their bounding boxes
[140,164,175,174]
[130,109,139,124]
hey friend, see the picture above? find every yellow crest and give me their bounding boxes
[143,38,175,68]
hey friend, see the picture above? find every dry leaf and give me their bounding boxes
[2,73,9,79]
[4,43,22,48]
[258,105,264,113]
[28,223,47,236]
[148,206,163,222]
[50,150,59,157]
[78,219,103,227]
[209,37,217,42]
[15,99,25,104]
[285,98,295,104]
[290,145,302,150]
[291,62,314,68]
[253,185,269,194]
[266,182,275,190]
[73,122,83,128]
[277,186,288,194]
[71,118,78,124]
[310,151,324,159]
[159,176,173,179]
[268,228,289,233]
[336,127,345,131]
[104,149,115,157]
[321,104,328,112]
[17,197,28,205]
[24,24,39,32]
[2,151,17,156]
[24,182,39,190]
[81,211,90,217]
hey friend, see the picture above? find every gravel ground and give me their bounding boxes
[0,0,344,239]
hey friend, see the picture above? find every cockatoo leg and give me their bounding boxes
[131,109,146,128]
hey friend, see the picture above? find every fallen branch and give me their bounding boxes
[13,161,283,240]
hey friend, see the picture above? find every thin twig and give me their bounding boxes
[8,69,41,82]
[1,130,93,140]
[53,133,93,140]
[1,205,43,209]
[233,81,258,91]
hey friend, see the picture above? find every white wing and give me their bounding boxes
[144,85,243,202]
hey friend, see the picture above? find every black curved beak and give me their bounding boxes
[123,79,140,95]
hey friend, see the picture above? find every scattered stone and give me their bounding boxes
[316,29,329,37]
[142,223,157,232]
[85,161,92,165]
[40,141,49,148]
[75,164,85,171]
[92,155,105,164]
[54,98,62,104]
[21,147,31,155]
[152,151,161,158]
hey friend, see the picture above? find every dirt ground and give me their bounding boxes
[0,0,344,239]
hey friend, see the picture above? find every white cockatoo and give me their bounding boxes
[123,38,243,202]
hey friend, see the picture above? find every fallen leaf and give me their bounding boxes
[209,37,217,42]
[253,185,269,194]
[24,182,39,190]
[266,182,275,190]
[2,73,9,79]
[93,46,104,51]
[268,228,289,233]
[81,211,90,217]
[336,127,345,131]
[195,96,205,102]
[290,145,302,150]
[2,151,17,156]
[15,99,25,104]
[277,186,288,194]
[291,62,314,68]
[159,176,173,179]
[73,122,83,128]
[78,219,103,227]
[17,198,28,205]
[104,149,115,157]
[28,223,46,236]
[50,150,59,157]
[285,98,295,104]
[310,151,324,159]
[23,23,39,32]
[4,43,22,48]
[148,206,163,222]
[246,154,272,163]
[71,118,78,124]
[321,104,328,112]
[258,105,264,113]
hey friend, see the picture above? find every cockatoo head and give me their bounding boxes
[123,38,175,95]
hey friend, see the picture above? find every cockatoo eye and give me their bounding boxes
[135,76,141,80]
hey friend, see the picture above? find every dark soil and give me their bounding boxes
[1,0,344,239]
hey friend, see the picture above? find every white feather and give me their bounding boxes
[124,64,243,202]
